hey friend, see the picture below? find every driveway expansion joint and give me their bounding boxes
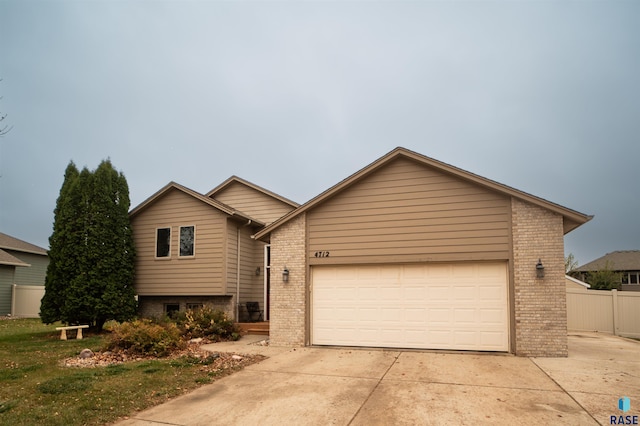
[346,350,401,425]
[529,357,602,425]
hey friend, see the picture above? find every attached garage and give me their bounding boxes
[312,262,508,351]
[256,147,592,357]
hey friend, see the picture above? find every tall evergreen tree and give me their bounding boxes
[41,162,80,323]
[41,160,137,330]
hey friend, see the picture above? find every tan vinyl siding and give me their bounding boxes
[132,189,228,296]
[238,225,265,304]
[226,221,238,295]
[226,222,266,317]
[307,157,511,264]
[213,181,294,225]
[10,252,49,287]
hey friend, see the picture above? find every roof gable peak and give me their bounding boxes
[206,175,299,208]
[129,181,263,226]
[255,146,592,241]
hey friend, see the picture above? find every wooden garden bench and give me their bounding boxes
[55,325,89,340]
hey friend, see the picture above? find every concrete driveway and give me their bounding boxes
[116,333,640,425]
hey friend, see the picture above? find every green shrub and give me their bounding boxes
[104,319,185,357]
[174,306,239,341]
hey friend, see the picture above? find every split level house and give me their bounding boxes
[129,176,299,321]
[130,147,592,357]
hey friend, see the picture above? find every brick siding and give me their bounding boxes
[512,198,568,357]
[269,213,307,346]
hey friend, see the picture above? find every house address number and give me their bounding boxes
[314,251,330,258]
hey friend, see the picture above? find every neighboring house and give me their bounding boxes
[0,233,49,316]
[129,177,298,321]
[573,250,640,292]
[254,147,592,357]
[565,275,590,291]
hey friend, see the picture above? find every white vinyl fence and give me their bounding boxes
[11,284,45,318]
[567,288,640,338]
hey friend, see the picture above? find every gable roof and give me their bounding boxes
[0,232,47,256]
[255,147,593,241]
[129,181,265,227]
[575,250,640,272]
[206,176,299,208]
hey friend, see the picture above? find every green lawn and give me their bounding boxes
[0,318,252,425]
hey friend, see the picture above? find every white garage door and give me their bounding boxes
[312,262,509,351]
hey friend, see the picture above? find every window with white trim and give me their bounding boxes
[624,272,640,285]
[156,228,171,258]
[179,226,195,257]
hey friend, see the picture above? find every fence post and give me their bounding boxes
[611,289,619,336]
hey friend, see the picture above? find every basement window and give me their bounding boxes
[186,303,203,311]
[156,228,171,258]
[164,303,180,318]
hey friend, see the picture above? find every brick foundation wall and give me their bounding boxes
[269,213,306,346]
[138,295,234,319]
[512,198,567,357]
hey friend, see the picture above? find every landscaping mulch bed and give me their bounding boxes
[61,339,266,372]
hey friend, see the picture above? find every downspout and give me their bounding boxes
[236,226,240,321]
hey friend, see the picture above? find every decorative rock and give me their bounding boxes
[231,355,243,361]
[79,349,94,359]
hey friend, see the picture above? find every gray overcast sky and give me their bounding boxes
[1,1,639,267]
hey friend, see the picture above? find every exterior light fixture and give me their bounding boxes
[283,267,289,283]
[536,259,545,279]
[255,267,261,276]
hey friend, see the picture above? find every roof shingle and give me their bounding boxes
[0,232,48,256]
[575,250,640,272]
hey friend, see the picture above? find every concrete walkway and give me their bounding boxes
[116,333,640,425]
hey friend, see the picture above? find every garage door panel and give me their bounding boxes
[404,308,426,322]
[381,308,403,321]
[358,308,379,321]
[428,308,452,325]
[312,263,508,351]
[454,309,477,324]
[481,308,505,324]
[454,286,477,300]
[428,286,451,301]
[482,289,504,298]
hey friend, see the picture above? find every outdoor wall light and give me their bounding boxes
[536,259,545,279]
[283,267,289,283]
[255,267,261,276]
